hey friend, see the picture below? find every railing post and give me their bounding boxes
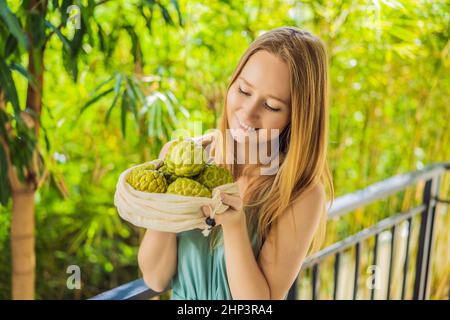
[287,279,297,300]
[413,175,440,300]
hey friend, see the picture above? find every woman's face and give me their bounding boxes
[226,50,291,145]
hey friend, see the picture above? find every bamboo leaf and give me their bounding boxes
[105,74,123,124]
[120,92,128,138]
[166,90,189,118]
[126,84,139,123]
[4,34,17,58]
[29,11,46,49]
[139,5,153,35]
[80,88,114,114]
[0,109,9,142]
[10,62,38,89]
[130,77,146,105]
[157,3,174,25]
[160,90,178,125]
[0,0,28,49]
[147,99,157,137]
[156,102,163,139]
[170,0,183,26]
[45,20,71,50]
[0,59,21,118]
[93,74,115,93]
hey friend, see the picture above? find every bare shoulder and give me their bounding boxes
[300,183,326,203]
[291,183,326,222]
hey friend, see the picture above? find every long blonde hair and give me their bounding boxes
[208,26,334,256]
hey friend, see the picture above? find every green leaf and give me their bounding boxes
[170,0,183,26]
[166,90,189,118]
[41,122,51,152]
[10,62,38,89]
[148,100,157,137]
[155,102,163,139]
[105,74,123,124]
[93,74,115,93]
[9,125,36,183]
[120,92,128,138]
[0,59,21,118]
[0,143,10,206]
[60,0,72,25]
[157,3,174,25]
[125,83,139,123]
[97,22,106,51]
[28,11,46,50]
[124,25,143,66]
[130,77,146,105]
[160,90,179,126]
[139,4,154,35]
[45,20,71,50]
[4,34,17,58]
[0,0,28,49]
[80,88,114,114]
[62,48,78,81]
[0,109,9,143]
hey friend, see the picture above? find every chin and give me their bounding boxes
[229,127,247,144]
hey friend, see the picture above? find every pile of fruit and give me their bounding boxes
[126,138,233,198]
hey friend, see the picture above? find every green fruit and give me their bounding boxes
[165,139,206,177]
[166,178,212,198]
[135,159,164,171]
[127,169,168,193]
[195,164,233,190]
[158,164,177,184]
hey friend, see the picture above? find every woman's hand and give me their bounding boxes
[201,192,246,231]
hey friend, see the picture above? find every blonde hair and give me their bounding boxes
[208,26,334,256]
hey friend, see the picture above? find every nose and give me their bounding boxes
[241,99,260,123]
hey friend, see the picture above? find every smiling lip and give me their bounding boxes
[236,115,257,131]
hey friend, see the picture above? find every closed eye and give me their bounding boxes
[238,86,281,112]
[238,86,251,96]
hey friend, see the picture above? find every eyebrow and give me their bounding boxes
[238,76,290,106]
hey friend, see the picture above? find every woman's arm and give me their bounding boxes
[138,229,177,292]
[137,140,178,292]
[223,221,271,299]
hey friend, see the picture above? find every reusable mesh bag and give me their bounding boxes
[114,134,239,236]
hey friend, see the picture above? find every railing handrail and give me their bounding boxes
[301,204,426,269]
[90,279,161,300]
[327,162,448,219]
[90,162,449,300]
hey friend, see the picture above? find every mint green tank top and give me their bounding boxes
[170,222,261,300]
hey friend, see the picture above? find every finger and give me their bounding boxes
[220,193,243,211]
[200,134,214,147]
[201,205,211,218]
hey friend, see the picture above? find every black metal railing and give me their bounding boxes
[91,162,449,300]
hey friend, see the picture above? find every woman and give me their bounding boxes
[138,26,334,300]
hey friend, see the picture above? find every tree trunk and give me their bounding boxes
[9,0,46,299]
[1,117,38,299]
[11,191,35,299]
[9,41,42,296]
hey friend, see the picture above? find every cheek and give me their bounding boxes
[226,91,240,123]
[263,113,290,130]
[226,90,239,111]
